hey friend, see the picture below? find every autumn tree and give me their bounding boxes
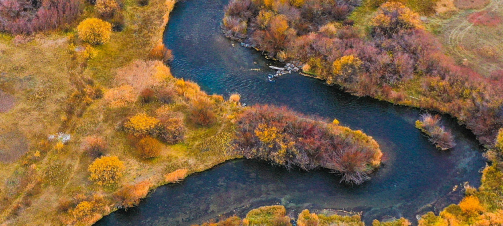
[371,2,423,36]
[297,209,319,226]
[459,196,484,216]
[77,18,112,45]
[88,156,125,186]
[494,128,503,155]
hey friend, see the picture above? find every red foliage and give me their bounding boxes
[0,0,81,34]
[468,11,502,26]
[233,105,382,184]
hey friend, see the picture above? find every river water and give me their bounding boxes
[95,0,486,224]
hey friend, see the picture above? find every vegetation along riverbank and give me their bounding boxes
[0,0,386,225]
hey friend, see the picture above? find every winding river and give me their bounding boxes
[96,0,486,224]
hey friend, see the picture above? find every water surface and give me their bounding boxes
[96,0,486,224]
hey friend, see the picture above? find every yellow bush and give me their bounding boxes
[459,196,484,216]
[124,113,160,137]
[297,209,319,226]
[255,123,280,147]
[71,201,94,222]
[77,18,112,45]
[371,2,423,30]
[88,156,125,186]
[495,128,503,152]
[333,55,362,75]
[229,93,241,103]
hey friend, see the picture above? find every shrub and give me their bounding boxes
[149,43,174,63]
[297,209,319,226]
[104,85,136,108]
[139,88,155,103]
[229,93,241,103]
[244,205,291,226]
[371,2,423,36]
[113,180,151,208]
[136,137,162,159]
[95,0,120,19]
[81,136,107,158]
[164,168,189,183]
[0,0,81,34]
[415,113,456,150]
[233,105,382,184]
[124,113,160,137]
[189,96,217,126]
[331,55,362,84]
[372,218,411,226]
[156,86,177,104]
[71,201,95,222]
[459,196,484,216]
[77,18,112,45]
[495,128,503,153]
[88,156,125,186]
[157,116,185,144]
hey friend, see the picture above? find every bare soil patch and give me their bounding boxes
[0,129,29,163]
[468,10,502,26]
[0,90,15,113]
[454,0,490,9]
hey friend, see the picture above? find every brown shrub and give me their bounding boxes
[136,136,163,159]
[113,180,152,208]
[139,88,156,103]
[95,0,120,19]
[156,111,186,144]
[104,85,136,108]
[81,136,107,158]
[156,85,177,104]
[189,96,217,126]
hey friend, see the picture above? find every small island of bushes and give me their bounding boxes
[233,105,382,184]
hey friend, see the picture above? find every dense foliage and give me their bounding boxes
[223,0,503,146]
[415,113,455,150]
[0,0,81,34]
[88,156,125,186]
[77,18,112,45]
[233,105,382,184]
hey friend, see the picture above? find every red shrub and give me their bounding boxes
[468,11,502,26]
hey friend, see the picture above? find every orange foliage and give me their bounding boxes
[136,137,163,159]
[149,43,174,63]
[164,169,189,183]
[81,136,107,158]
[459,196,484,216]
[113,180,152,208]
[297,209,319,226]
[189,96,217,126]
[124,113,160,137]
[104,85,136,108]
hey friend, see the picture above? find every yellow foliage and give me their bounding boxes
[55,141,65,151]
[71,201,94,222]
[371,2,423,30]
[88,156,125,186]
[257,10,274,30]
[333,55,362,75]
[229,93,241,103]
[104,85,136,108]
[255,123,280,147]
[290,0,305,7]
[77,18,112,45]
[459,196,484,216]
[124,113,160,137]
[165,169,189,183]
[333,119,340,125]
[495,128,503,152]
[297,209,319,226]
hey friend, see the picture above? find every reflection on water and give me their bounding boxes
[95,0,486,224]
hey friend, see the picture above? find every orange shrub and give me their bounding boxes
[136,137,163,159]
[71,201,95,222]
[88,156,125,186]
[104,85,136,108]
[164,169,189,183]
[459,196,484,216]
[139,88,156,103]
[113,180,152,208]
[229,93,241,103]
[149,43,174,63]
[77,18,112,45]
[297,209,319,226]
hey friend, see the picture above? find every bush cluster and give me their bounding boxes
[222,0,503,146]
[113,180,152,208]
[0,0,81,34]
[124,113,160,137]
[233,105,382,184]
[415,113,456,150]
